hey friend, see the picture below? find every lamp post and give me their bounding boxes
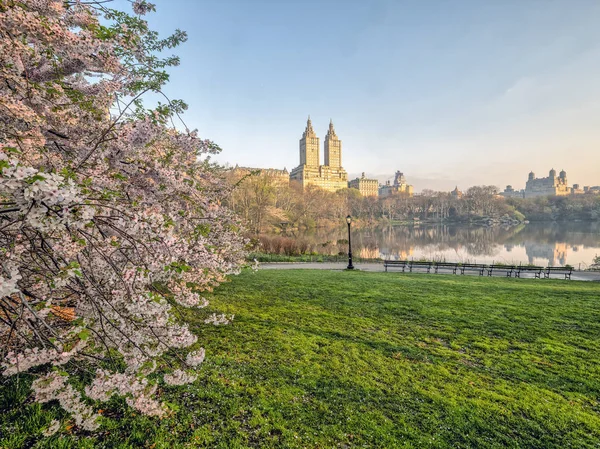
[346,215,354,270]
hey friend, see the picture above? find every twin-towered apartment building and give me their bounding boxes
[233,117,413,198]
[289,117,349,192]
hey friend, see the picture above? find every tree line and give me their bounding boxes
[225,172,600,234]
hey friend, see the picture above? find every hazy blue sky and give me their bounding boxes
[139,0,600,191]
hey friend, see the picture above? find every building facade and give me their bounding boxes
[499,169,599,199]
[348,172,379,197]
[524,169,571,198]
[451,186,463,199]
[379,171,414,198]
[290,117,348,192]
[571,184,585,195]
[500,185,524,198]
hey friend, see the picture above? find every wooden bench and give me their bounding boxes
[458,263,487,276]
[488,264,517,277]
[433,262,458,274]
[383,260,435,274]
[515,265,544,279]
[409,261,434,273]
[383,261,573,281]
[544,266,573,280]
[383,260,409,272]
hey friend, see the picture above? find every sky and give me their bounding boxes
[135,0,600,192]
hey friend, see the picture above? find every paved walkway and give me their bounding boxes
[260,262,600,282]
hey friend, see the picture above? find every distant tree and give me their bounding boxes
[465,186,500,216]
[250,176,276,234]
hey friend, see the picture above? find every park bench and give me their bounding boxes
[544,266,573,280]
[458,263,487,276]
[514,265,544,279]
[408,261,434,273]
[383,260,409,272]
[488,264,517,277]
[433,262,459,274]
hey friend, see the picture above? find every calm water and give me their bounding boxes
[287,222,600,268]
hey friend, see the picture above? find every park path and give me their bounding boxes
[260,262,600,282]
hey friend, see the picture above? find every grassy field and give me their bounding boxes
[2,270,600,448]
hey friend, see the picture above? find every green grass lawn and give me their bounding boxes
[2,270,600,448]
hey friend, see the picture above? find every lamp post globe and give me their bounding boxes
[346,215,354,270]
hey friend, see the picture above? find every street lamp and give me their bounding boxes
[346,215,354,270]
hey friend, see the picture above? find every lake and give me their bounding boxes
[285,222,600,269]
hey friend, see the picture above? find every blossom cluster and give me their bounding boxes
[85,370,165,417]
[32,372,98,431]
[0,0,246,434]
[186,348,206,367]
[2,341,86,375]
[0,156,94,232]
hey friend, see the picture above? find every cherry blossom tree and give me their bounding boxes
[0,0,245,432]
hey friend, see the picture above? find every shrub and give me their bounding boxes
[259,235,272,253]
[282,238,299,256]
[270,236,284,254]
[298,239,310,255]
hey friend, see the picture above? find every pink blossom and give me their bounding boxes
[132,0,155,16]
[186,348,206,367]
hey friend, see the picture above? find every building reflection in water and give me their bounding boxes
[358,247,381,259]
[525,242,567,266]
[522,242,587,267]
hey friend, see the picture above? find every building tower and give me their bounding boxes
[393,171,406,186]
[290,117,348,191]
[324,119,342,168]
[559,169,567,185]
[299,116,319,167]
